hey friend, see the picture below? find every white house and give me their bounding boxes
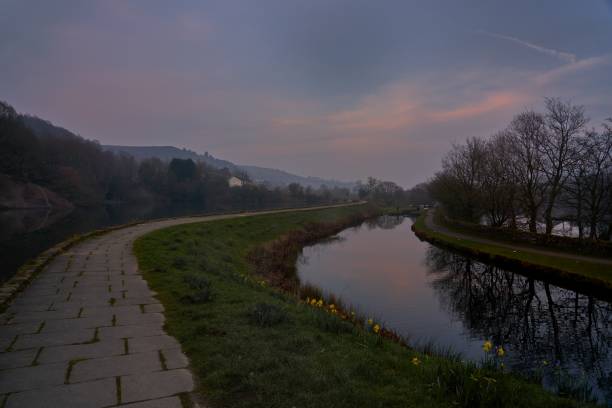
[228,176,244,187]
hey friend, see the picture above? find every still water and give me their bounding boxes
[298,216,612,404]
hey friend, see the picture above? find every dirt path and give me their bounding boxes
[424,211,612,266]
[0,203,361,408]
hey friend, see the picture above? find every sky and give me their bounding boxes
[2,0,612,187]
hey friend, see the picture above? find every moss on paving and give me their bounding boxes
[135,206,587,408]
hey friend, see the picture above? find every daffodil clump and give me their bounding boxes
[482,340,506,371]
[304,296,356,321]
[303,297,388,335]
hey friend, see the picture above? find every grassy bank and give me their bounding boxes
[134,205,589,408]
[412,212,612,297]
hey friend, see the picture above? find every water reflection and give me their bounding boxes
[363,215,405,230]
[297,216,612,404]
[427,247,612,402]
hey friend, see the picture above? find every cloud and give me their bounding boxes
[533,55,611,85]
[481,31,577,64]
[272,82,525,134]
[432,91,527,122]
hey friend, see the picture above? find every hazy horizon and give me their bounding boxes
[2,0,612,187]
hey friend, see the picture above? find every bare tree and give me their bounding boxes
[541,98,588,235]
[506,111,547,233]
[582,124,612,238]
[429,137,487,222]
[562,137,589,238]
[603,120,612,240]
[480,132,516,226]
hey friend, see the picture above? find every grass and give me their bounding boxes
[134,205,590,408]
[412,213,612,291]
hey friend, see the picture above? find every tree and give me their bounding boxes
[563,137,589,238]
[429,137,487,222]
[138,158,167,194]
[480,133,516,226]
[168,158,197,182]
[581,124,612,238]
[541,98,588,235]
[288,183,304,201]
[506,111,547,233]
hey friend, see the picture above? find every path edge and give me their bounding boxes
[0,221,143,312]
[411,211,612,300]
[0,202,366,312]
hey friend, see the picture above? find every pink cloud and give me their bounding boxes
[430,91,526,122]
[272,82,526,135]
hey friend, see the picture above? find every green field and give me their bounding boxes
[134,205,589,408]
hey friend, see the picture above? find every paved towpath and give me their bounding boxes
[0,203,360,408]
[424,211,612,266]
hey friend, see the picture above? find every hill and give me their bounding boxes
[103,145,355,190]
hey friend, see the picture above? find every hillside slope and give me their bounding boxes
[103,145,355,189]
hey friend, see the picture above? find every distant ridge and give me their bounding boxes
[103,145,356,190]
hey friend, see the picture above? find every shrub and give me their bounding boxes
[181,274,213,303]
[172,256,188,270]
[247,303,288,327]
[309,308,353,334]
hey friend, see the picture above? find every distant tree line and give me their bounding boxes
[356,177,431,207]
[0,101,350,210]
[429,98,612,240]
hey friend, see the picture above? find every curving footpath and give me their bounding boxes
[423,211,612,266]
[0,204,361,408]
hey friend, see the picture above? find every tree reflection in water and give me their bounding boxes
[425,247,612,403]
[363,214,405,230]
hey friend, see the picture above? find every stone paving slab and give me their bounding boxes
[120,396,183,408]
[128,335,180,353]
[98,324,165,340]
[41,316,112,333]
[5,377,117,408]
[0,362,66,393]
[121,369,195,403]
[70,351,162,383]
[0,322,41,339]
[161,348,190,370]
[0,348,38,369]
[13,328,95,350]
[37,340,125,364]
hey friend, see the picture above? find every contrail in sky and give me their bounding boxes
[481,30,577,64]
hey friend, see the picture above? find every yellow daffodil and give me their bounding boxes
[373,324,380,333]
[482,340,493,353]
[367,318,373,326]
[496,346,505,357]
[411,357,420,366]
[316,299,323,307]
[310,299,317,306]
